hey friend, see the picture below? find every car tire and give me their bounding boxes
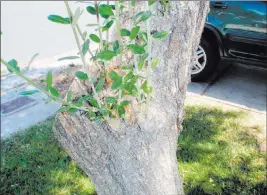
[191,37,219,82]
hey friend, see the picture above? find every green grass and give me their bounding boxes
[178,106,266,195]
[1,106,266,195]
[0,118,96,195]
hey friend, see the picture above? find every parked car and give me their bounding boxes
[191,1,267,81]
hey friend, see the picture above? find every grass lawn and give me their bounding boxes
[178,106,266,195]
[1,106,266,195]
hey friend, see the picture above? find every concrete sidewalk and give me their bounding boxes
[1,55,78,138]
[188,63,267,114]
[1,78,61,139]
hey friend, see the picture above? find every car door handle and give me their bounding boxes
[211,2,228,9]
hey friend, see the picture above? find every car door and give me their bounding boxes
[209,1,267,65]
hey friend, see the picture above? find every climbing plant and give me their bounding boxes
[1,1,169,122]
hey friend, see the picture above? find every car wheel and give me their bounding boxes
[191,37,219,82]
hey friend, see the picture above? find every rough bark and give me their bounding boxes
[53,2,209,195]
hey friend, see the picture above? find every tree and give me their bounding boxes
[54,1,209,195]
[1,1,209,194]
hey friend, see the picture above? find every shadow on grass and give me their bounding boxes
[0,117,96,195]
[178,106,266,195]
[1,107,266,195]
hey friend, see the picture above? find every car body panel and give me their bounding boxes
[204,1,267,68]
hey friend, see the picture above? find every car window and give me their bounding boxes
[209,1,267,34]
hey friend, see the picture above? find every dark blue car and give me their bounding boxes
[191,1,267,81]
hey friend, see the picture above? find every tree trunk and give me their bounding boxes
[53,2,209,195]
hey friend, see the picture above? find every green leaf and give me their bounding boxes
[120,89,126,98]
[118,105,125,117]
[96,78,105,93]
[133,11,144,22]
[92,116,103,121]
[103,40,110,50]
[120,29,131,37]
[99,107,108,116]
[86,6,96,15]
[141,80,153,94]
[140,11,152,22]
[88,110,96,118]
[68,108,78,114]
[111,77,122,90]
[113,40,119,53]
[86,24,98,27]
[131,0,136,6]
[129,75,139,85]
[46,71,52,90]
[7,59,20,73]
[152,58,160,68]
[89,34,100,43]
[121,66,134,70]
[141,80,147,89]
[138,54,148,70]
[152,31,169,39]
[105,96,117,104]
[144,86,153,94]
[89,97,98,107]
[138,60,145,70]
[67,91,72,102]
[120,5,126,11]
[48,15,70,24]
[102,20,114,32]
[56,106,70,113]
[98,4,114,19]
[58,56,79,61]
[82,32,87,40]
[75,71,88,80]
[139,31,147,42]
[26,53,39,69]
[121,100,131,106]
[73,101,83,107]
[124,83,138,96]
[73,7,82,24]
[123,75,139,95]
[19,90,39,96]
[134,11,152,24]
[148,0,157,6]
[141,53,149,61]
[79,95,93,102]
[123,71,134,82]
[97,50,116,60]
[82,96,98,107]
[109,70,119,80]
[127,44,145,54]
[130,26,140,40]
[49,87,60,97]
[82,39,90,56]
